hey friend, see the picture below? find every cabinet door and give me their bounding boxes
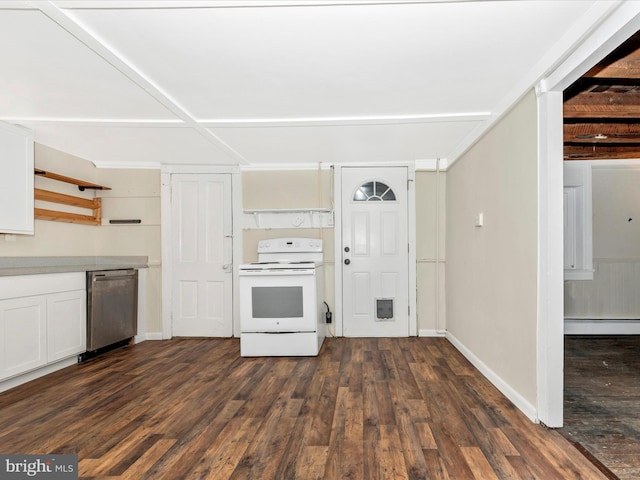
[0,296,47,380]
[47,290,86,363]
[0,121,34,235]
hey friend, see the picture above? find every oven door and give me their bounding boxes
[239,269,317,332]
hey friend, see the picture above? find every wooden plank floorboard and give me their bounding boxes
[562,335,640,480]
[0,337,609,479]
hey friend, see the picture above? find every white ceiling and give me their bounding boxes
[0,0,620,169]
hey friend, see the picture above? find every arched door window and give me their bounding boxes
[353,181,396,202]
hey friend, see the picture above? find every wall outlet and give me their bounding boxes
[475,212,484,227]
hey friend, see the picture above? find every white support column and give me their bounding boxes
[536,89,565,427]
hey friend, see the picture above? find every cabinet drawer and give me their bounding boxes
[0,272,85,300]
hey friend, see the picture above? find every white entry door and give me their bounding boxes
[341,166,409,337]
[171,174,233,337]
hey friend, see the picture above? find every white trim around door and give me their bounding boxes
[161,165,243,339]
[536,3,640,427]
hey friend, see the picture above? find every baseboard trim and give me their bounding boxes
[134,332,164,343]
[564,318,640,335]
[0,357,77,393]
[418,329,446,337]
[144,332,164,341]
[445,332,538,423]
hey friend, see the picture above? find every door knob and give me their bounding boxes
[344,246,350,252]
[344,259,350,265]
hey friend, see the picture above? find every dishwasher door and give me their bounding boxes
[86,269,138,351]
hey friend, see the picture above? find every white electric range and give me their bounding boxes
[239,238,325,357]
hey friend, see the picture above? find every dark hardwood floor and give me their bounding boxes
[0,337,606,479]
[563,335,640,480]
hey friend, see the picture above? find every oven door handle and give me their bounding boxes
[239,269,315,276]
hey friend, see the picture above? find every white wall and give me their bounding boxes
[416,170,446,335]
[565,164,640,322]
[446,90,539,415]
[592,166,640,259]
[0,143,163,333]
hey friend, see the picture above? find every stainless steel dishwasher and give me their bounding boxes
[86,269,138,352]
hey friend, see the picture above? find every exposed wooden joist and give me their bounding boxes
[564,144,640,160]
[584,31,640,79]
[564,92,640,118]
[564,31,640,161]
[583,59,640,79]
[564,123,640,144]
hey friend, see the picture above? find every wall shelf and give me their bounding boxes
[242,208,334,229]
[243,208,331,213]
[35,169,111,191]
[34,169,109,226]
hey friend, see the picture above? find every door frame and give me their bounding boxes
[334,163,417,337]
[160,165,243,339]
[536,4,640,427]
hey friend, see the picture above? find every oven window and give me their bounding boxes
[252,286,304,318]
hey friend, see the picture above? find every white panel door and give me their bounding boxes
[171,174,233,337]
[341,167,409,337]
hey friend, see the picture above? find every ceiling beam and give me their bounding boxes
[564,144,640,160]
[562,17,640,161]
[201,112,490,128]
[38,1,249,164]
[564,99,640,119]
[54,0,499,9]
[584,31,640,78]
[564,123,640,143]
[584,60,640,78]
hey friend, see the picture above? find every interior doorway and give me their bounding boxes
[537,9,640,428]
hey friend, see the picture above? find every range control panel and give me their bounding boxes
[258,237,323,254]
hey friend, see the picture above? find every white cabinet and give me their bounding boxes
[0,121,34,235]
[0,273,86,383]
[47,290,86,363]
[0,296,47,380]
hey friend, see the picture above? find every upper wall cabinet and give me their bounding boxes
[0,121,34,235]
[564,163,593,280]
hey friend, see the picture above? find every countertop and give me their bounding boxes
[0,256,149,276]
